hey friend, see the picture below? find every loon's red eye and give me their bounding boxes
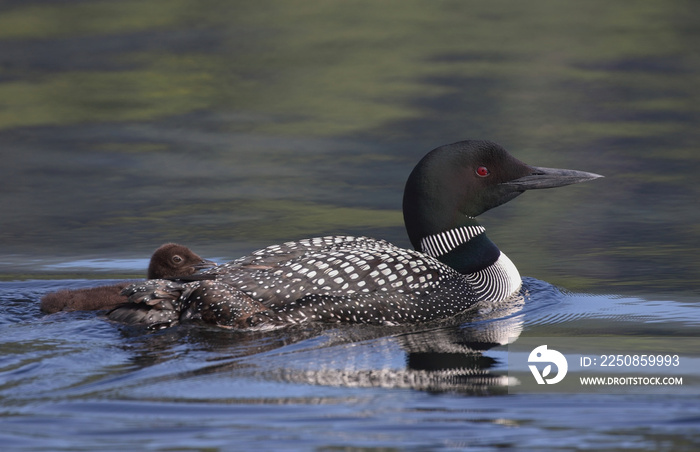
[476,166,490,177]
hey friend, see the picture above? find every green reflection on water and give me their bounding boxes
[0,0,191,39]
[1,0,697,136]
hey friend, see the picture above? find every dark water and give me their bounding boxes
[1,1,700,450]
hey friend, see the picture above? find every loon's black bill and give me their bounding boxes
[503,166,603,190]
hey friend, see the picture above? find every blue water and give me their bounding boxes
[2,277,699,451]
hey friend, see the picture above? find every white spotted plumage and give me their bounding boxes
[120,233,522,329]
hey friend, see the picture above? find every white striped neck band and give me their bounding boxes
[419,225,486,258]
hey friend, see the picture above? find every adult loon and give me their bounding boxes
[40,243,215,313]
[117,140,601,329]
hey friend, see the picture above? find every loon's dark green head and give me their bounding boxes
[402,140,602,250]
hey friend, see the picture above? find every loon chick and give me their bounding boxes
[121,140,601,329]
[40,243,215,313]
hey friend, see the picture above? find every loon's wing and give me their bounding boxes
[196,236,450,307]
[244,272,480,327]
[116,236,477,329]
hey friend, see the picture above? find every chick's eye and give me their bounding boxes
[172,255,183,263]
[476,166,490,177]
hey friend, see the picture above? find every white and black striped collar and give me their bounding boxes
[419,224,486,258]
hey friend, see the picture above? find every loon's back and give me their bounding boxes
[204,235,486,326]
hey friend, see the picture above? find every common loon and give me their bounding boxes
[40,243,215,313]
[117,140,601,329]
